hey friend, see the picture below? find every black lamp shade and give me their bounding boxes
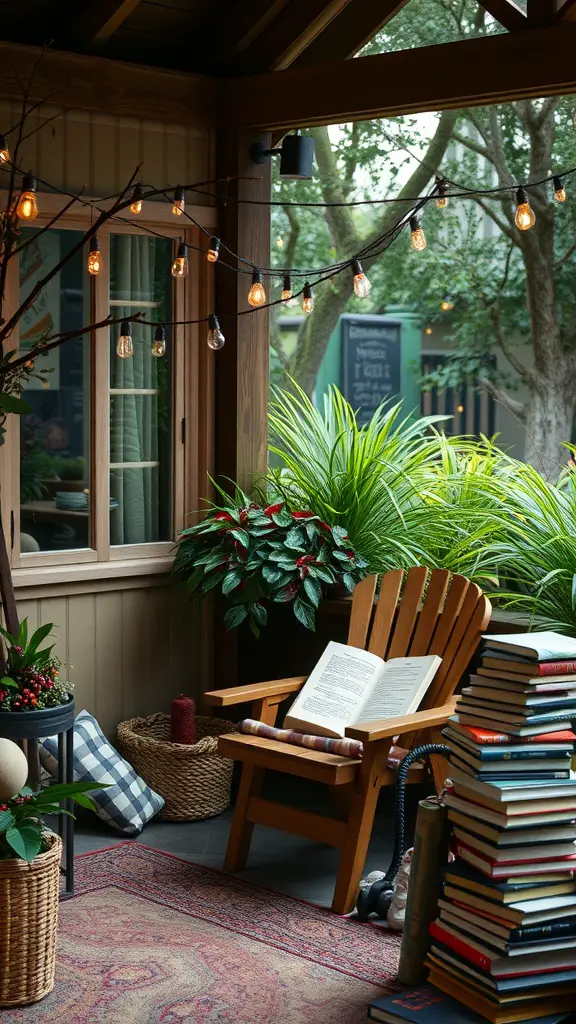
[279,135,315,180]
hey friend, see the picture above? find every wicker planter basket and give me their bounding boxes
[0,834,62,1008]
[117,714,236,822]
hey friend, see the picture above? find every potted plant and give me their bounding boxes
[174,488,368,636]
[0,740,106,1007]
[0,619,74,751]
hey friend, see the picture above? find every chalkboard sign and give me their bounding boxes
[341,316,402,425]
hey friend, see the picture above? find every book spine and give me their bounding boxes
[429,920,493,971]
[477,748,571,761]
[539,660,576,676]
[512,920,576,942]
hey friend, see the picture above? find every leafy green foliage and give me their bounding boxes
[0,782,108,862]
[0,619,71,712]
[173,488,368,636]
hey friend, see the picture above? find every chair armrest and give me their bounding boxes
[204,676,307,707]
[345,699,457,743]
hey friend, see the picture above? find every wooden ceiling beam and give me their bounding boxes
[290,0,410,67]
[230,0,353,75]
[478,0,528,29]
[226,21,576,131]
[0,42,220,128]
[68,0,142,46]
[554,0,576,20]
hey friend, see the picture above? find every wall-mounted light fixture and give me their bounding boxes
[250,133,315,180]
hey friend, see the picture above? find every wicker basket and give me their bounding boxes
[0,834,62,1008]
[117,714,236,821]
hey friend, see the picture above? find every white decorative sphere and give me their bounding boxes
[0,738,29,801]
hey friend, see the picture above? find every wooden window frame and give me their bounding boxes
[0,193,216,588]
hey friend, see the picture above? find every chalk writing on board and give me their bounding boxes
[342,317,402,425]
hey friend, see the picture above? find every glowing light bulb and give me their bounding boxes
[302,282,313,314]
[352,258,371,298]
[207,236,220,262]
[410,215,426,251]
[440,298,454,312]
[275,236,284,249]
[515,188,536,231]
[129,183,144,214]
[16,173,38,220]
[553,175,566,203]
[87,236,101,276]
[172,241,189,278]
[281,274,293,301]
[248,269,266,307]
[151,324,166,357]
[425,326,433,335]
[207,314,225,350]
[435,177,448,209]
[457,404,464,413]
[172,186,185,216]
[0,135,10,164]
[116,321,133,359]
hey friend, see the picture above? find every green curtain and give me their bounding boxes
[110,235,162,545]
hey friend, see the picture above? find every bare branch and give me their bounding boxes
[451,130,494,164]
[472,196,518,242]
[555,239,576,271]
[7,313,145,371]
[9,190,85,259]
[479,378,526,420]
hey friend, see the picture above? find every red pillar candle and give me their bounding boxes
[171,694,196,745]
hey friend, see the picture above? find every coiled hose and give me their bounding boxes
[355,743,451,921]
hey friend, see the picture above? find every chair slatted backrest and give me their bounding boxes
[347,568,491,712]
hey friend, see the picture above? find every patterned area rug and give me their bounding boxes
[3,843,402,1023]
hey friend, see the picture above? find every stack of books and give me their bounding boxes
[426,630,576,1023]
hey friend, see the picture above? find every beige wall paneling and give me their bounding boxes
[66,592,97,714]
[94,590,124,733]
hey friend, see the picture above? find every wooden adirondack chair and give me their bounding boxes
[205,567,491,914]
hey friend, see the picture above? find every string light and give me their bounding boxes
[281,275,293,301]
[129,183,144,214]
[116,321,133,359]
[151,324,166,357]
[248,269,266,307]
[352,258,371,298]
[440,297,454,312]
[207,313,225,350]
[515,187,536,230]
[553,175,567,203]
[410,215,426,251]
[172,186,185,216]
[87,236,101,276]
[435,177,449,209]
[207,236,220,262]
[425,326,433,335]
[0,136,9,164]
[302,282,314,313]
[275,236,284,249]
[457,403,464,413]
[172,241,189,278]
[16,173,38,220]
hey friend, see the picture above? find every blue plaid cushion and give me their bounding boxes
[40,710,164,835]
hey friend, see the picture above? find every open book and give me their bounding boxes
[283,640,442,739]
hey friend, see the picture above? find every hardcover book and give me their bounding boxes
[482,632,576,661]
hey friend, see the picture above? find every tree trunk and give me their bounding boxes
[523,379,576,479]
[289,278,351,396]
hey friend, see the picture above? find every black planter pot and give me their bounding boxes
[0,696,75,741]
[0,696,76,897]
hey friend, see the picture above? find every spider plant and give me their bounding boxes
[487,461,576,634]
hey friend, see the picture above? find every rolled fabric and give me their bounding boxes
[170,694,196,745]
[239,719,363,759]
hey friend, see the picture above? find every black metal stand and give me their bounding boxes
[0,698,76,898]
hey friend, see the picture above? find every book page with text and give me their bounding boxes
[356,655,441,723]
[283,641,384,738]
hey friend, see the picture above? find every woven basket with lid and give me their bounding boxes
[117,714,236,821]
[0,833,62,1008]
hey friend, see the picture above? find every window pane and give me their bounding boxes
[109,234,172,545]
[19,229,91,553]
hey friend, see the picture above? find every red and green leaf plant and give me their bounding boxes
[0,618,71,712]
[174,489,368,636]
